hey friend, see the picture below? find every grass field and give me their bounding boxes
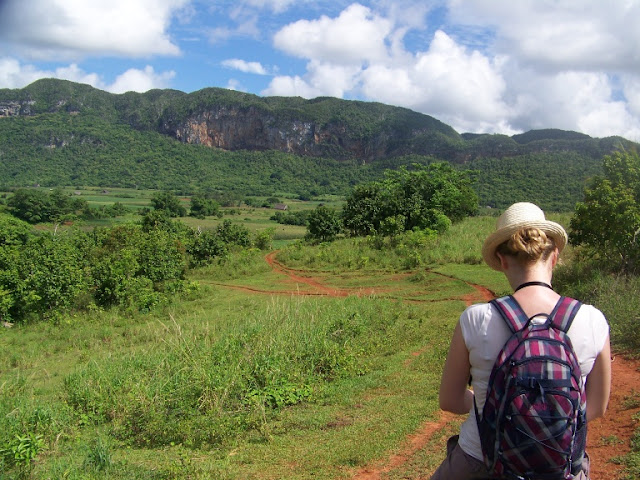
[0,198,638,479]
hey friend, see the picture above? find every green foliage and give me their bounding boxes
[189,194,221,218]
[271,209,310,226]
[0,201,260,322]
[0,214,33,246]
[342,163,477,237]
[1,79,636,214]
[215,219,251,247]
[253,227,275,251]
[7,188,87,224]
[462,152,604,211]
[570,151,640,272]
[151,190,186,217]
[554,263,640,352]
[306,206,342,242]
[187,229,228,267]
[83,436,113,472]
[0,432,45,478]
[62,296,394,449]
[89,224,187,311]
[0,233,86,323]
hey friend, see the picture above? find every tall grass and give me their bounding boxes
[1,212,638,479]
[279,216,495,272]
[62,296,427,450]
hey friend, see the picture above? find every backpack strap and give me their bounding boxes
[548,296,582,332]
[491,295,582,333]
[490,296,529,333]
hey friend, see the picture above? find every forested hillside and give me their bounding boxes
[1,79,637,210]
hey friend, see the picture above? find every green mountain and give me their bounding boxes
[1,78,637,210]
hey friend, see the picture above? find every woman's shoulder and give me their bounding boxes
[574,301,609,329]
[460,302,494,323]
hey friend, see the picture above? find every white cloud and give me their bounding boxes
[243,0,299,13]
[0,0,189,59]
[502,69,640,140]
[448,0,640,72]
[263,60,361,98]
[263,75,322,99]
[622,75,640,117]
[263,2,640,141]
[361,31,509,132]
[222,59,268,75]
[268,5,509,133]
[273,4,392,65]
[208,17,260,44]
[107,66,176,93]
[0,58,103,89]
[0,57,175,93]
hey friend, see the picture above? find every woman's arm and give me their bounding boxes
[584,334,612,422]
[439,321,474,414]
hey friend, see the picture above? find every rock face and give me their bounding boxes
[0,100,33,117]
[159,105,395,161]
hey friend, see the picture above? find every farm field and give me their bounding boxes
[1,212,638,479]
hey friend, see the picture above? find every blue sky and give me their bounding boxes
[1,0,640,141]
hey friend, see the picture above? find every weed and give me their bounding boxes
[600,435,624,446]
[623,390,640,410]
[83,435,112,471]
[0,432,45,479]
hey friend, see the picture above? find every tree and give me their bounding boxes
[189,194,221,218]
[306,206,342,242]
[342,163,477,237]
[570,151,640,272]
[7,188,87,223]
[150,191,186,217]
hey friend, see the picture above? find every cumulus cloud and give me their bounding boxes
[222,59,268,75]
[448,0,640,72]
[0,0,189,59]
[273,4,392,64]
[264,61,361,98]
[266,5,509,133]
[261,1,640,140]
[107,66,176,93]
[0,57,175,93]
[361,31,509,132]
[622,75,640,116]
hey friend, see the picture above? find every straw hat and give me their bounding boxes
[482,202,567,271]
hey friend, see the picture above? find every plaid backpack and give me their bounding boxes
[474,295,587,480]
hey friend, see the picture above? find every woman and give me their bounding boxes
[430,202,611,480]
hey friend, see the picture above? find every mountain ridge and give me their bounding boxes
[2,78,634,163]
[1,79,637,210]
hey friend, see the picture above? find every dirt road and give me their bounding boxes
[232,252,640,479]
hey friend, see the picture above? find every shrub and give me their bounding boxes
[570,151,640,273]
[306,205,342,242]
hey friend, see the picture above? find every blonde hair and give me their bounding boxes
[495,227,557,265]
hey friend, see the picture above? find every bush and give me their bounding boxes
[0,233,86,323]
[342,163,477,237]
[150,190,186,217]
[306,206,342,242]
[570,151,640,273]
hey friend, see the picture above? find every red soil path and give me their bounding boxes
[228,252,640,480]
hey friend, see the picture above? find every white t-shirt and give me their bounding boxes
[457,300,610,461]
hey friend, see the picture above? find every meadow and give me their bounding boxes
[1,196,638,479]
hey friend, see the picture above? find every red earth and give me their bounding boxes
[230,252,640,480]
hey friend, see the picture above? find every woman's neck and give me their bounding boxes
[505,264,553,293]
